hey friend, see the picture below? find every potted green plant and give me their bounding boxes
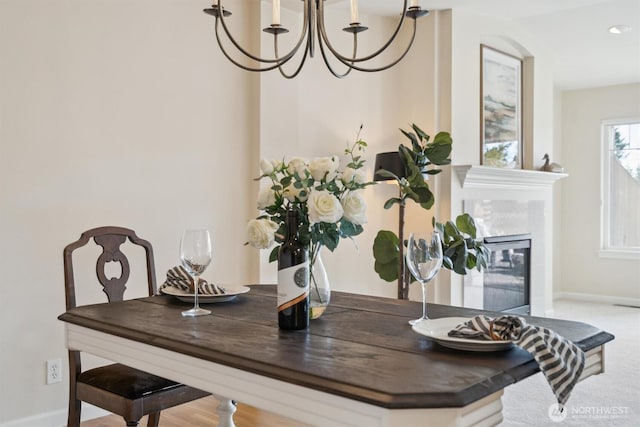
[372,124,490,299]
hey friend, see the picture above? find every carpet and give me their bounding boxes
[499,300,640,426]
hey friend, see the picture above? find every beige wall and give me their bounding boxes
[559,83,640,300]
[0,0,258,424]
[2,0,635,425]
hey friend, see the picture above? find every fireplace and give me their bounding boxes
[444,166,567,317]
[482,234,531,314]
[462,234,532,315]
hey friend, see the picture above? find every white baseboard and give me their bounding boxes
[0,404,108,427]
[554,291,640,307]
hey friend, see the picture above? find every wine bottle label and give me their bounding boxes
[277,261,309,311]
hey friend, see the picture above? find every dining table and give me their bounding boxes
[58,285,614,427]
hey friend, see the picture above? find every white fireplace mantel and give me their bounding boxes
[448,165,567,317]
[453,165,568,191]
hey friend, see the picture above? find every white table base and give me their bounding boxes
[65,323,603,427]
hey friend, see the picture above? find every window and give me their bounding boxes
[601,118,640,257]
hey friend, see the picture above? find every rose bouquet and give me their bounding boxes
[246,128,374,316]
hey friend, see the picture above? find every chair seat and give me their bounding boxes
[78,363,182,400]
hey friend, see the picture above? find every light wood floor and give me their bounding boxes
[80,396,308,427]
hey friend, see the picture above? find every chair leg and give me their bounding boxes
[125,421,139,427]
[67,397,81,427]
[147,411,160,427]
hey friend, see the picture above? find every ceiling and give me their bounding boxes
[284,0,640,90]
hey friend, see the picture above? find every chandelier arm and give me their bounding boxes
[317,0,409,64]
[275,30,313,79]
[316,23,355,79]
[275,0,314,78]
[214,20,297,72]
[214,0,309,65]
[324,19,418,73]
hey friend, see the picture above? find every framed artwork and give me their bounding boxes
[480,45,522,169]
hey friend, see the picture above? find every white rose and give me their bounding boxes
[341,167,366,185]
[256,186,276,210]
[287,157,308,177]
[283,183,309,202]
[309,156,339,182]
[259,159,274,175]
[307,190,343,224]
[246,219,279,249]
[341,191,367,225]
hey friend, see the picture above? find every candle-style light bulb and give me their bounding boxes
[273,0,281,26]
[410,0,419,8]
[350,0,359,24]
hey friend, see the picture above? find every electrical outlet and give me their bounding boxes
[46,359,62,384]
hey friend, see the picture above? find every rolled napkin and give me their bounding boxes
[449,315,585,406]
[162,266,226,295]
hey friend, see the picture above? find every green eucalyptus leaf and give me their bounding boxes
[280,176,292,188]
[401,148,426,182]
[412,186,434,204]
[372,230,399,264]
[456,213,477,238]
[322,232,339,251]
[453,244,468,274]
[375,169,401,181]
[374,260,399,282]
[383,198,402,209]
[425,144,452,165]
[432,131,453,146]
[412,123,431,142]
[444,239,462,257]
[268,246,280,263]
[466,253,477,269]
[436,213,491,276]
[340,221,363,238]
[419,198,435,210]
[444,221,459,237]
[400,129,420,152]
[425,169,443,175]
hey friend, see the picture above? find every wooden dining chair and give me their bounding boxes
[63,226,210,427]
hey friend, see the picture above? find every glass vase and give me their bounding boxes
[309,245,330,319]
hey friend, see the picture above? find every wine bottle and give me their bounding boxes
[277,209,309,330]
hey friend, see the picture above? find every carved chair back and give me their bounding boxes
[63,226,157,310]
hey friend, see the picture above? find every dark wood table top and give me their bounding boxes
[59,285,614,409]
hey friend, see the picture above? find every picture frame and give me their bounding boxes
[480,45,522,169]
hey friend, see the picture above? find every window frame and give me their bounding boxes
[599,117,640,259]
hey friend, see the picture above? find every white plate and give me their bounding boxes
[160,285,250,304]
[412,317,514,352]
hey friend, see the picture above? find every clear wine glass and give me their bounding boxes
[406,231,443,325]
[179,229,212,317]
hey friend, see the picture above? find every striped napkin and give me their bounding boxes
[162,266,226,295]
[448,315,585,405]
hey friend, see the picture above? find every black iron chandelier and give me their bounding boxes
[203,1,429,79]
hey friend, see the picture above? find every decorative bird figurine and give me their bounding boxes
[541,154,564,173]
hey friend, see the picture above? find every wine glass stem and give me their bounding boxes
[421,282,427,319]
[193,275,200,309]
